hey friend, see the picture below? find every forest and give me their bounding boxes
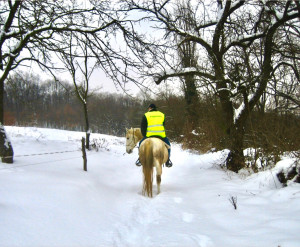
[1,0,299,175]
[4,69,300,174]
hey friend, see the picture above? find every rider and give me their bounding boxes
[136,103,173,167]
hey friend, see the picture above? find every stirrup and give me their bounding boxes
[165,159,173,168]
[135,158,141,166]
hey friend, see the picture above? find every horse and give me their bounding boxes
[125,127,169,197]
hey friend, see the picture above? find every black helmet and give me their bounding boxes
[148,103,157,110]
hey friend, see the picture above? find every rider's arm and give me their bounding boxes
[141,115,147,137]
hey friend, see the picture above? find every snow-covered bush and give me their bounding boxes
[90,138,109,152]
[277,160,300,186]
[244,147,281,172]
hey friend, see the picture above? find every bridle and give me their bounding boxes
[126,128,137,149]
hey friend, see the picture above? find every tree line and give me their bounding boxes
[4,71,300,168]
[4,72,142,137]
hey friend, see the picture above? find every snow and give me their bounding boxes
[275,10,284,20]
[217,2,224,22]
[234,102,245,123]
[182,67,198,73]
[228,32,265,47]
[234,94,256,123]
[0,126,299,247]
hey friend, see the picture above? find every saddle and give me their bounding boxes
[147,135,164,141]
[146,136,170,149]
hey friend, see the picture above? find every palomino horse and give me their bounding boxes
[126,128,169,197]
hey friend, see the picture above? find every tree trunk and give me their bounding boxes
[0,78,14,163]
[83,102,90,150]
[0,77,3,124]
[226,123,245,173]
[218,79,247,173]
[184,74,199,128]
[0,124,14,163]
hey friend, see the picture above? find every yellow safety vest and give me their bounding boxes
[145,111,166,138]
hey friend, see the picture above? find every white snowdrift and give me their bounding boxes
[0,126,299,247]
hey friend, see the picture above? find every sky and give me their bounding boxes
[25,55,142,96]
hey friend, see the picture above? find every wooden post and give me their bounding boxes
[82,137,87,171]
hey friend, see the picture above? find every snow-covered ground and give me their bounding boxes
[0,126,299,247]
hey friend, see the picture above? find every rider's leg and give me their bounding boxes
[136,137,147,166]
[139,137,146,146]
[163,137,172,167]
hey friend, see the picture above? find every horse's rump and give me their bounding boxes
[139,138,168,197]
[140,139,154,197]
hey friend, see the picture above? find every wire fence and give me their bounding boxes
[0,148,98,171]
[14,149,79,158]
[2,149,79,159]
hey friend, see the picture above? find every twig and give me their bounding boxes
[229,196,237,210]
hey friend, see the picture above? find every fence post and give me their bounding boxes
[82,137,87,171]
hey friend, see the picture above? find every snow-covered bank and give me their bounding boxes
[0,126,299,247]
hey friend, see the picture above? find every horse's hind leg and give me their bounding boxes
[156,164,162,194]
[156,174,161,194]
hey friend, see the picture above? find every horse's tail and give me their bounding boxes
[141,140,154,197]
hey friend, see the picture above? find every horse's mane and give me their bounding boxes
[131,127,143,141]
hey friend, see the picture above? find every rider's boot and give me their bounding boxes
[165,148,172,167]
[165,158,173,168]
[135,158,142,166]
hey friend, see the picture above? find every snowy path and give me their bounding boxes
[0,127,299,247]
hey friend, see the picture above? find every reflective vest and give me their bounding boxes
[145,111,166,138]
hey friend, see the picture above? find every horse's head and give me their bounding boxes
[125,128,137,154]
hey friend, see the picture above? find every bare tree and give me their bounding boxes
[58,32,97,149]
[0,0,147,162]
[121,0,299,172]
